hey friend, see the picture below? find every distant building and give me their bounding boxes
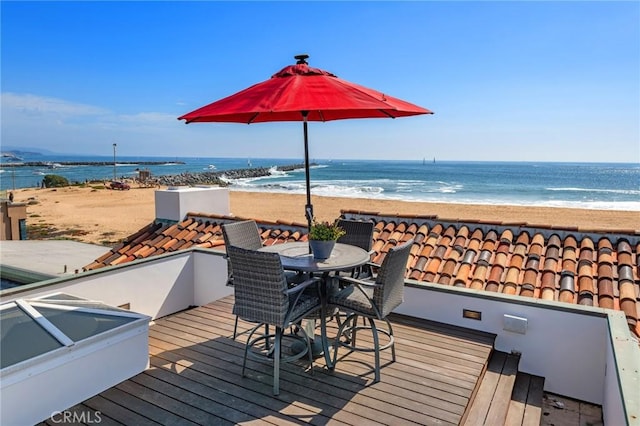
[0,200,27,240]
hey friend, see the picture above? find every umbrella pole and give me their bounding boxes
[302,111,313,232]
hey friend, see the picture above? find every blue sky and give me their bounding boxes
[1,1,638,162]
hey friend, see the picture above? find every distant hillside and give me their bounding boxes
[1,146,57,156]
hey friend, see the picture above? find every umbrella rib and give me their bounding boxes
[247,112,260,124]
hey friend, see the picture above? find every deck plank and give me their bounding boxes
[504,372,531,425]
[522,375,545,426]
[69,295,495,425]
[484,353,519,425]
[461,351,507,425]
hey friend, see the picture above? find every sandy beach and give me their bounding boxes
[12,186,639,246]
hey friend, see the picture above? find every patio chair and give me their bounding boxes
[226,245,322,395]
[328,239,413,383]
[336,218,376,279]
[222,220,302,339]
[222,220,263,339]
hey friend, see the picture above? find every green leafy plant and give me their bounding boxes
[42,174,69,188]
[309,219,346,241]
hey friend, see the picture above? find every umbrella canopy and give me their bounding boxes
[178,55,433,229]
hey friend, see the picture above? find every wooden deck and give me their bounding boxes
[46,296,496,425]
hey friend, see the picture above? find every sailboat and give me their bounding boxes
[247,158,252,167]
[422,157,436,165]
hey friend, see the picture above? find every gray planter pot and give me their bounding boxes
[309,240,336,260]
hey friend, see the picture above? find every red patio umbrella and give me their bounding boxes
[178,54,433,229]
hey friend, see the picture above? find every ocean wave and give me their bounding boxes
[546,187,640,195]
[396,180,463,194]
[230,185,640,211]
[231,180,384,197]
[313,184,384,197]
[234,177,465,198]
[268,166,289,177]
[221,168,291,185]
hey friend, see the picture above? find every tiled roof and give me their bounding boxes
[83,211,640,337]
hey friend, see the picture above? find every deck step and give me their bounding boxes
[462,351,520,426]
[505,373,545,426]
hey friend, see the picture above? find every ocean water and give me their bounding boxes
[1,154,638,211]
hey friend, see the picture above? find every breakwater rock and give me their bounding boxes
[1,161,186,168]
[152,163,310,187]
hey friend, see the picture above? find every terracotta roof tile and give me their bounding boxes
[543,246,559,270]
[441,258,458,279]
[522,268,539,291]
[499,229,513,244]
[540,270,556,291]
[529,242,544,258]
[470,228,484,241]
[559,271,576,304]
[83,211,640,338]
[461,249,477,265]
[180,241,197,250]
[470,263,489,290]
[433,244,448,260]
[547,234,561,248]
[487,264,504,290]
[562,248,577,272]
[409,243,422,259]
[618,251,633,267]
[453,263,472,287]
[478,249,493,265]
[505,266,521,287]
[418,244,435,259]
[464,238,480,255]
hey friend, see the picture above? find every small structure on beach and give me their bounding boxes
[0,199,27,241]
[136,169,156,188]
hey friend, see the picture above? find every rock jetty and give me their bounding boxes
[152,163,310,187]
[0,161,186,168]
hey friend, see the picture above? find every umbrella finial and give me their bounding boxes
[294,54,309,64]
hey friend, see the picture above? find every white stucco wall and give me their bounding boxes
[1,249,231,321]
[155,187,230,221]
[397,282,618,405]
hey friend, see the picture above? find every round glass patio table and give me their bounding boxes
[259,242,370,368]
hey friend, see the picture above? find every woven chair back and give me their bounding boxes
[373,239,413,318]
[227,245,289,326]
[222,220,263,250]
[337,219,374,252]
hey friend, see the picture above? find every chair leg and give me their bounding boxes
[233,315,239,339]
[319,311,332,369]
[332,313,355,366]
[242,323,263,377]
[385,318,396,362]
[368,317,381,383]
[273,327,282,395]
[351,315,359,346]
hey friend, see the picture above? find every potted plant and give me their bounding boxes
[308,219,346,260]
